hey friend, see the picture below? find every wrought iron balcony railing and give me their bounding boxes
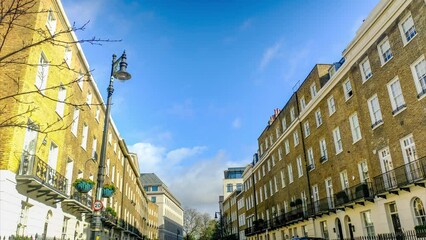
[373,156,425,195]
[334,182,374,208]
[17,151,68,200]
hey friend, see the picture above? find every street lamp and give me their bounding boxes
[215,211,223,240]
[90,51,131,240]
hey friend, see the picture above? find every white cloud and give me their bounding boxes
[129,142,245,215]
[167,99,194,118]
[232,117,241,129]
[259,41,282,71]
[239,19,253,31]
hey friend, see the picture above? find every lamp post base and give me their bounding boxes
[90,215,103,240]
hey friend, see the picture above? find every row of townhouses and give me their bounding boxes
[220,0,426,239]
[0,0,183,239]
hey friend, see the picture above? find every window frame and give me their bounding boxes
[349,113,362,143]
[35,52,49,94]
[387,76,406,115]
[328,96,336,116]
[367,94,384,129]
[359,57,373,82]
[333,127,343,154]
[304,121,310,138]
[410,55,426,99]
[377,37,393,65]
[398,13,417,45]
[343,79,353,101]
[315,109,323,127]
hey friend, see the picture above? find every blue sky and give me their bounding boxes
[62,0,379,215]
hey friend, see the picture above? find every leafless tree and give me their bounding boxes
[0,0,118,134]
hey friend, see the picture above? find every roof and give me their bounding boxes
[140,173,166,187]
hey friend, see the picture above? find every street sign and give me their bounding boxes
[93,200,103,211]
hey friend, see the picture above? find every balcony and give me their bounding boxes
[244,219,267,236]
[102,211,118,227]
[16,152,68,204]
[334,182,374,209]
[62,190,93,214]
[311,197,336,216]
[374,156,426,197]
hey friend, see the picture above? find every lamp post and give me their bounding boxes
[215,211,223,240]
[90,51,131,240]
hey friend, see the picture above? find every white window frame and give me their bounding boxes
[285,139,290,155]
[359,57,373,82]
[287,164,294,184]
[278,148,283,160]
[293,131,299,146]
[35,53,49,94]
[77,71,84,90]
[71,107,80,136]
[296,156,303,178]
[358,160,369,183]
[343,79,353,101]
[410,55,426,99]
[361,211,376,236]
[328,96,336,116]
[55,84,66,117]
[367,94,383,129]
[280,169,286,188]
[95,107,100,122]
[319,138,328,162]
[300,97,306,110]
[398,13,417,45]
[315,109,322,127]
[333,127,343,154]
[307,147,314,170]
[81,123,88,150]
[92,137,97,159]
[86,90,93,106]
[64,45,72,67]
[282,118,287,131]
[290,107,295,122]
[304,121,310,137]
[46,8,57,35]
[310,83,317,98]
[349,113,362,143]
[377,37,393,65]
[387,76,406,115]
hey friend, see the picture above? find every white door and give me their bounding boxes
[379,147,396,189]
[65,159,74,195]
[312,185,319,213]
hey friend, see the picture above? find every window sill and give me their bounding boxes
[371,120,384,130]
[402,34,417,47]
[335,150,343,155]
[392,105,407,116]
[362,75,373,84]
[417,89,426,100]
[345,95,353,102]
[352,138,362,145]
[380,56,394,67]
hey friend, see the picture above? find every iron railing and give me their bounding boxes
[18,151,68,195]
[70,190,93,209]
[334,182,374,207]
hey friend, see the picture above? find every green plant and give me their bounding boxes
[105,206,117,217]
[295,198,303,205]
[415,224,426,231]
[103,183,116,192]
[72,178,95,187]
[289,201,296,207]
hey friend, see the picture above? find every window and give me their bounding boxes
[272,155,276,166]
[315,109,322,127]
[86,91,93,106]
[55,85,66,117]
[267,159,271,172]
[264,184,268,199]
[276,127,281,138]
[319,138,328,161]
[236,183,242,191]
[320,221,329,240]
[304,121,310,137]
[35,53,49,93]
[378,37,393,65]
[307,148,314,170]
[410,55,426,98]
[77,71,84,90]
[46,8,57,35]
[280,170,286,188]
[92,137,97,159]
[95,107,100,122]
[349,113,362,143]
[64,45,72,67]
[151,197,156,203]
[358,161,369,183]
[287,164,293,184]
[262,165,265,176]
[413,198,426,225]
[71,108,79,136]
[278,148,283,160]
[290,107,295,122]
[285,139,290,154]
[400,134,417,164]
[343,79,353,100]
[328,96,336,116]
[108,133,112,144]
[399,13,417,44]
[293,132,299,146]
[361,211,375,236]
[106,159,110,176]
[310,83,317,98]
[300,97,306,110]
[81,123,88,149]
[367,95,383,129]
[296,156,303,178]
[387,77,406,115]
[227,184,233,192]
[333,127,343,154]
[47,142,59,169]
[360,57,373,82]
[339,170,349,190]
[282,118,287,131]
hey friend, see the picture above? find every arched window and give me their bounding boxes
[413,197,426,225]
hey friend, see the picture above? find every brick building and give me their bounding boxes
[0,0,151,239]
[224,0,426,239]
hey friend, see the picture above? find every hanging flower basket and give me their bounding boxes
[102,184,116,198]
[73,178,95,193]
